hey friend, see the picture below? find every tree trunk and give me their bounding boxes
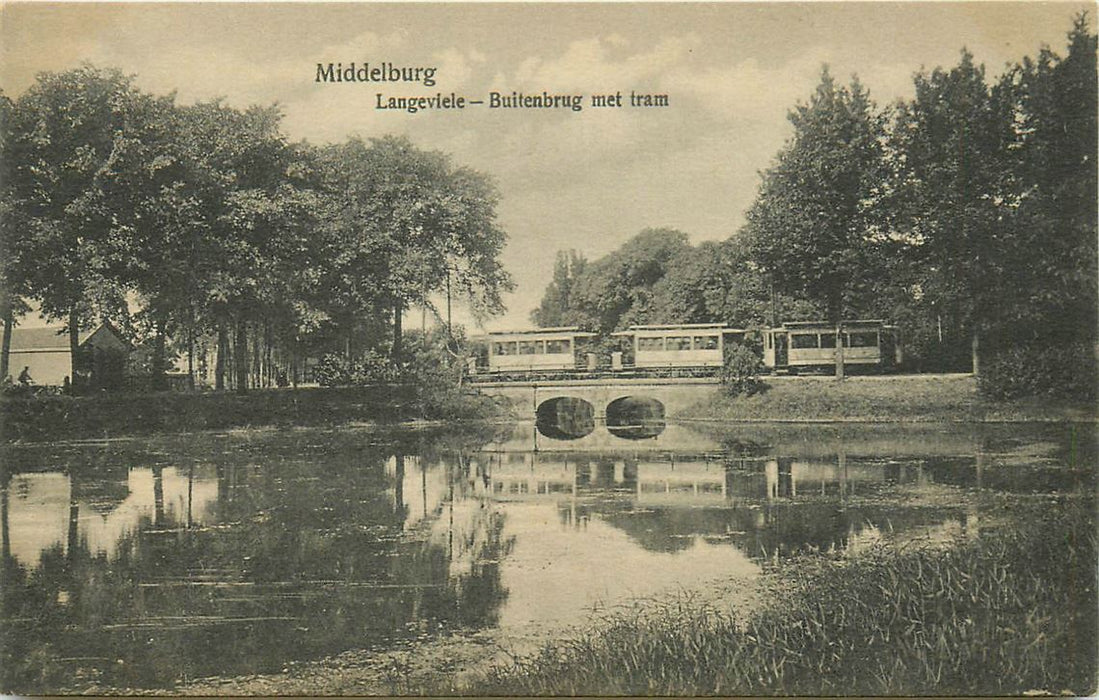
[835,323,845,381]
[768,277,777,328]
[187,309,195,391]
[291,335,299,389]
[216,323,227,391]
[69,307,81,393]
[152,465,165,528]
[971,329,980,377]
[264,323,273,388]
[152,318,167,391]
[1,472,11,561]
[251,322,260,389]
[0,301,13,382]
[392,301,403,361]
[234,319,248,395]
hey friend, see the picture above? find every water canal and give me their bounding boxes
[1,418,1094,692]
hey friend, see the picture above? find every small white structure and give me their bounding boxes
[6,324,129,387]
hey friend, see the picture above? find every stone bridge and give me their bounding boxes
[471,377,722,421]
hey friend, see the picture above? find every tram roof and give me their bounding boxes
[611,324,744,335]
[485,327,597,337]
[775,319,892,330]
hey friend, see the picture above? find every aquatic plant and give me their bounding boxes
[473,502,1097,696]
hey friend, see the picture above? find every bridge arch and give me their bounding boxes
[535,396,595,440]
[606,395,666,439]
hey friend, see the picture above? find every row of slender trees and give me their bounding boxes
[534,16,1097,384]
[0,66,513,392]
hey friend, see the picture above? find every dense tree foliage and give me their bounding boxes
[531,15,1095,398]
[6,67,169,382]
[744,69,888,328]
[530,250,587,328]
[1,66,512,392]
[563,228,691,333]
[316,136,511,360]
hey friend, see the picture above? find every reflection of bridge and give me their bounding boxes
[465,452,928,507]
[472,377,721,420]
[488,420,725,452]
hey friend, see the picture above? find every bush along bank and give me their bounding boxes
[688,373,1095,423]
[473,502,1097,697]
[0,384,502,443]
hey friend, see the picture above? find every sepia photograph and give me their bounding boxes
[0,1,1096,696]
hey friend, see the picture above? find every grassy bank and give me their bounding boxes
[684,373,1095,423]
[0,385,501,443]
[473,501,1097,696]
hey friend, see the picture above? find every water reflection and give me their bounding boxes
[535,397,595,439]
[606,396,666,440]
[1,435,510,691]
[1,421,1092,692]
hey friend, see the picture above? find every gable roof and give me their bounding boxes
[8,324,130,352]
[9,327,69,351]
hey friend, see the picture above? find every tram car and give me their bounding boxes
[762,320,901,373]
[614,324,745,371]
[485,327,596,373]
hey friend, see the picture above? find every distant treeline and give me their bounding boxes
[0,68,513,392]
[533,16,1096,399]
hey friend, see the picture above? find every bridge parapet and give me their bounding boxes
[472,377,721,420]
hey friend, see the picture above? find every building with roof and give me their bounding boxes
[6,324,130,388]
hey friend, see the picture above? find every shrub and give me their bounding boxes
[313,351,399,387]
[979,341,1097,402]
[720,343,767,397]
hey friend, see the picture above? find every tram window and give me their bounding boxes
[693,335,719,350]
[820,333,836,349]
[519,340,542,355]
[849,332,879,347]
[493,341,518,356]
[545,339,571,354]
[638,337,664,351]
[791,334,819,349]
[667,336,692,351]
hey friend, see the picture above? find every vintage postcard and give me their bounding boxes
[1,2,1095,696]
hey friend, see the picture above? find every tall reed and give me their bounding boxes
[474,502,1096,696]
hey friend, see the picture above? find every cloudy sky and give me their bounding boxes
[2,2,1089,331]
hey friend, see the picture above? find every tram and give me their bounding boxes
[761,320,901,373]
[612,324,745,371]
[485,327,596,373]
[477,320,901,379]
[482,324,745,379]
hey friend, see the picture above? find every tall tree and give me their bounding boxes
[993,15,1097,344]
[7,66,163,388]
[316,136,512,361]
[648,239,820,329]
[567,228,691,333]
[531,250,587,327]
[744,68,889,377]
[0,90,28,382]
[137,100,314,392]
[892,51,1008,375]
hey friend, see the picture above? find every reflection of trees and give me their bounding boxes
[539,456,974,561]
[1,435,514,692]
[594,502,965,560]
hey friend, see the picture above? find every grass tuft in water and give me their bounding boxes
[472,503,1097,696]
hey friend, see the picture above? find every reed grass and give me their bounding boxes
[473,503,1097,696]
